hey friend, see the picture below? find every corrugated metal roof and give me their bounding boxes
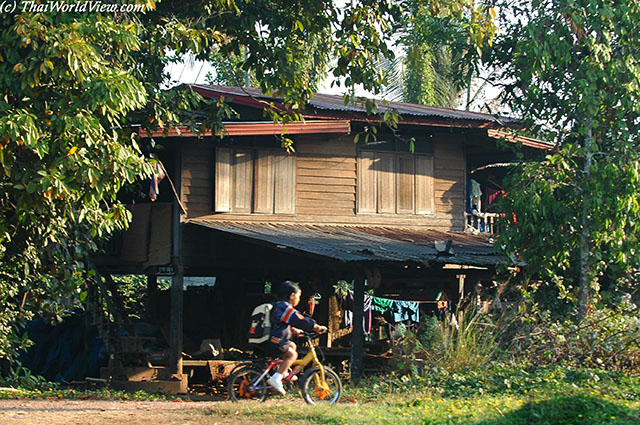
[188,220,502,267]
[189,85,518,125]
[308,92,515,123]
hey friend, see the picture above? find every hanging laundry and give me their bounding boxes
[149,161,166,202]
[342,290,372,334]
[484,187,504,210]
[470,179,482,211]
[372,296,393,314]
[363,295,372,334]
[392,300,420,324]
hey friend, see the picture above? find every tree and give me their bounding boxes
[381,0,497,109]
[491,0,640,319]
[0,9,155,358]
[206,29,330,92]
[206,50,259,87]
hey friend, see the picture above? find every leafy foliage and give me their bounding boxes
[339,364,640,424]
[0,360,47,390]
[491,0,640,318]
[206,28,329,93]
[206,50,259,87]
[112,275,149,320]
[0,10,154,359]
[510,294,640,373]
[392,304,501,374]
[381,0,497,108]
[0,386,175,401]
[354,362,640,401]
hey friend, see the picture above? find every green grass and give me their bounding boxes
[200,364,640,425]
[0,386,175,401]
[195,391,640,425]
[2,364,640,424]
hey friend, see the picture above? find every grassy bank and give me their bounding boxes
[203,364,640,425]
[2,364,639,424]
[198,391,640,425]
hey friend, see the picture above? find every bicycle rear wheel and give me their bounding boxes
[228,366,269,402]
[299,366,342,405]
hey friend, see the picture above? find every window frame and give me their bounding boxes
[356,149,434,215]
[214,146,296,214]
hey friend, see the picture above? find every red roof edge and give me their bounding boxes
[487,129,554,150]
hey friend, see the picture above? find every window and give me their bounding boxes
[214,147,296,214]
[357,150,434,215]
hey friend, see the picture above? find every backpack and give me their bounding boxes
[247,302,274,345]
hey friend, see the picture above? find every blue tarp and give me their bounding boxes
[19,314,105,382]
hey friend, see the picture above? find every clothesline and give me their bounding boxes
[343,291,422,333]
[371,294,420,325]
[377,299,440,304]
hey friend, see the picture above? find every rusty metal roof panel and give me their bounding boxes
[189,220,501,266]
[192,85,263,98]
[189,85,517,125]
[307,93,514,123]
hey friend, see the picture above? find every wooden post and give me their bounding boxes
[457,274,466,300]
[169,150,184,377]
[169,268,183,375]
[350,271,365,383]
[312,272,331,347]
[146,274,157,321]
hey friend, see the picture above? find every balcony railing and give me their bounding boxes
[464,211,502,234]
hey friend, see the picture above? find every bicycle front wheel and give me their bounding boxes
[299,366,342,405]
[228,366,269,402]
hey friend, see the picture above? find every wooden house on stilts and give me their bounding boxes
[91,86,551,393]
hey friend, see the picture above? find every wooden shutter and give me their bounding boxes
[232,149,253,213]
[254,151,275,213]
[274,153,296,214]
[214,148,231,212]
[377,153,396,214]
[397,154,415,214]
[415,155,435,214]
[357,152,376,213]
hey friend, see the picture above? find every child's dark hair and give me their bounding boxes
[276,280,300,300]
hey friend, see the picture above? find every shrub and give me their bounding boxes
[524,299,640,373]
[392,303,502,374]
[0,360,48,390]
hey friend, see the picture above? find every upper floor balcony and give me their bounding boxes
[464,211,502,235]
[464,176,504,235]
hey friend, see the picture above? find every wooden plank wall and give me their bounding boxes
[295,133,465,230]
[433,133,466,230]
[181,132,466,231]
[295,134,357,216]
[181,139,212,218]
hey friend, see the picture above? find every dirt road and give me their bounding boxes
[0,399,262,425]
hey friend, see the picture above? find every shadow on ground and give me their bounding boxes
[473,394,640,425]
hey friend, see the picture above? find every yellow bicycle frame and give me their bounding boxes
[287,342,331,397]
[289,342,324,379]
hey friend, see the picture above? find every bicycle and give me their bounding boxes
[227,331,342,405]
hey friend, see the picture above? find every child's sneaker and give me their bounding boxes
[285,368,298,382]
[267,375,286,395]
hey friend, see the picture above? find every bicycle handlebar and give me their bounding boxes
[302,329,326,338]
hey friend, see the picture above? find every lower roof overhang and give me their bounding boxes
[188,219,503,268]
[141,120,351,138]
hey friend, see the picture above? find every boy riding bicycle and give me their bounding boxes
[263,281,328,395]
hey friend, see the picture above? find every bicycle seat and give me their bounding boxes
[250,346,278,362]
[251,346,267,357]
